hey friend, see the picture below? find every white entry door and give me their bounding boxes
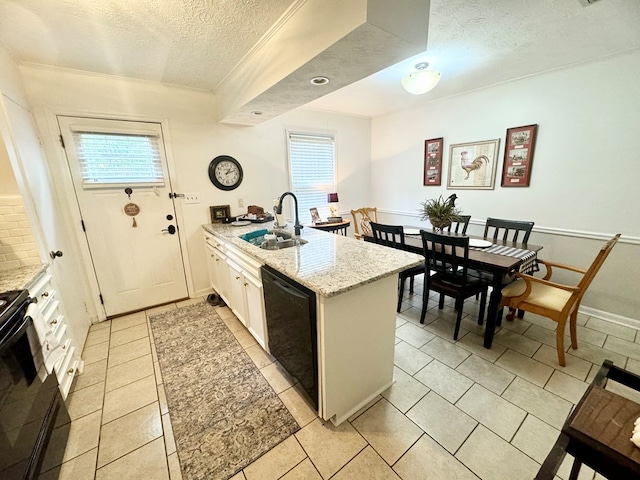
[58,117,188,317]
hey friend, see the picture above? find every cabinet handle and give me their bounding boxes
[244,282,248,286]
[215,258,220,262]
[42,291,49,297]
[205,236,211,240]
[51,319,58,325]
[62,344,66,349]
[68,368,75,375]
[235,276,240,280]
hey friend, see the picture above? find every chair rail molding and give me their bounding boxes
[378,209,639,245]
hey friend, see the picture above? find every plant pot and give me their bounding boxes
[429,218,451,231]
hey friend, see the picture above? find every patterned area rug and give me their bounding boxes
[149,302,299,480]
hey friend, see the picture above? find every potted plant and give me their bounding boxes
[419,194,462,231]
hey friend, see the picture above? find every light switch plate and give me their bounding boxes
[184,193,200,204]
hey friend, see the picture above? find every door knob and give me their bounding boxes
[49,250,63,259]
[161,225,177,234]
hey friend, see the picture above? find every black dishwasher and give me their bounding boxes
[261,265,318,410]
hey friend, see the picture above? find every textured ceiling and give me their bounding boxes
[0,0,639,120]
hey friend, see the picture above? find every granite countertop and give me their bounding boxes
[203,222,424,297]
[0,264,48,293]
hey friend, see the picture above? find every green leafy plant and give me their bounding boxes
[419,195,463,231]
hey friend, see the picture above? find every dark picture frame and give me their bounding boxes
[209,204,231,223]
[447,139,500,190]
[501,124,538,187]
[423,137,443,186]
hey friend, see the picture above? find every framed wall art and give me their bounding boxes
[447,139,500,190]
[209,204,231,223]
[423,137,443,186]
[501,124,538,187]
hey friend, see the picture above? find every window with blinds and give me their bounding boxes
[287,132,336,224]
[72,131,165,188]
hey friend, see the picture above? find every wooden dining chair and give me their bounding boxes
[322,222,348,235]
[500,234,620,366]
[350,207,377,240]
[419,231,491,340]
[370,222,425,312]
[447,214,471,234]
[484,217,534,244]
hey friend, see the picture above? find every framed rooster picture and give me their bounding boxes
[447,139,500,190]
[501,124,538,187]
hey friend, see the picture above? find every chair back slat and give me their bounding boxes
[576,234,621,295]
[484,217,534,243]
[447,215,471,234]
[370,222,407,250]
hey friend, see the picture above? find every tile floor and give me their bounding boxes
[41,277,640,480]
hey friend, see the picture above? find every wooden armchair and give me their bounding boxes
[500,234,620,366]
[350,207,377,240]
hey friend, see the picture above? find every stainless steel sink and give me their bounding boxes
[267,238,308,249]
[240,229,307,249]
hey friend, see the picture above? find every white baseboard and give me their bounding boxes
[579,306,640,331]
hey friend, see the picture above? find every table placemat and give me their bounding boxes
[471,244,539,274]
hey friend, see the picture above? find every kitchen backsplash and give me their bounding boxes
[0,195,41,271]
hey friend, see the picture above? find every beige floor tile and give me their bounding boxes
[245,343,275,368]
[414,360,473,403]
[565,339,627,367]
[243,435,306,480]
[406,391,477,454]
[557,454,595,480]
[70,358,107,392]
[603,335,640,362]
[456,425,539,480]
[167,452,183,480]
[382,366,429,413]
[62,410,102,463]
[398,305,425,324]
[511,414,560,463]
[347,396,383,423]
[229,472,246,480]
[107,337,152,368]
[351,399,423,465]
[332,446,401,480]
[110,311,147,332]
[395,315,408,328]
[39,448,98,480]
[95,437,168,480]
[459,314,493,338]
[393,434,478,480]
[455,332,507,363]
[82,341,109,366]
[495,349,554,387]
[420,336,471,368]
[105,353,155,392]
[393,340,433,375]
[395,322,436,348]
[532,345,592,381]
[494,329,542,357]
[544,370,589,404]
[260,361,295,394]
[175,297,204,308]
[500,317,532,335]
[573,324,606,348]
[502,377,572,429]
[525,312,559,331]
[280,458,322,480]
[158,383,169,414]
[110,322,149,348]
[456,383,526,441]
[625,357,640,375]
[97,403,163,467]
[66,381,104,420]
[423,318,469,342]
[279,385,317,427]
[162,413,176,455]
[232,327,258,348]
[456,354,515,395]
[585,317,636,341]
[102,374,158,423]
[524,324,561,348]
[605,380,640,404]
[295,418,367,479]
[84,327,110,348]
[221,313,245,332]
[89,320,111,332]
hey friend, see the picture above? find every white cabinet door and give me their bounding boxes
[244,271,267,350]
[205,243,219,291]
[227,260,248,326]
[211,247,231,304]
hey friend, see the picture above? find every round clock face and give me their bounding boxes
[208,155,243,191]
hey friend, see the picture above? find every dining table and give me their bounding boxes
[366,227,543,349]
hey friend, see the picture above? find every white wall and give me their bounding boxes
[18,65,372,302]
[371,49,640,321]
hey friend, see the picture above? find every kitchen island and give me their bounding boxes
[202,222,423,425]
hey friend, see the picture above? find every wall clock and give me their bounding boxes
[208,155,243,191]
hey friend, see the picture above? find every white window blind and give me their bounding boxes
[72,131,165,187]
[288,133,335,224]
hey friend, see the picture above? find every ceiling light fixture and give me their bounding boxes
[310,76,330,86]
[401,62,441,95]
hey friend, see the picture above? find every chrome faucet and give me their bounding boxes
[275,192,303,236]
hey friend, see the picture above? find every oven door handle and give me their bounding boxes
[0,314,32,356]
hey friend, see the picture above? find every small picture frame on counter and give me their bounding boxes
[310,207,321,224]
[210,205,231,223]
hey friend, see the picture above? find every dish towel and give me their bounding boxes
[25,303,65,374]
[478,245,540,275]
